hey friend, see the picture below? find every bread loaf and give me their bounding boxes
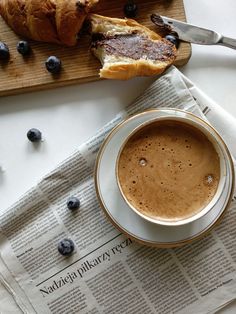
[90,14,177,80]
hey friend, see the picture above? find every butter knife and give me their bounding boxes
[153,15,236,50]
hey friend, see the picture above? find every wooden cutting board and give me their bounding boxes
[0,0,191,96]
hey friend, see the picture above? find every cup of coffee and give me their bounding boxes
[116,109,232,226]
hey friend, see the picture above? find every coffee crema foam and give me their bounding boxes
[118,120,220,221]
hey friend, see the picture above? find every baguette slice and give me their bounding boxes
[0,0,98,46]
[90,14,177,80]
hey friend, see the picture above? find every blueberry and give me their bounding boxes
[67,196,80,210]
[124,2,138,18]
[45,56,61,74]
[17,41,31,55]
[27,128,42,142]
[58,239,75,256]
[165,34,179,48]
[0,42,10,60]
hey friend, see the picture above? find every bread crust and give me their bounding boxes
[100,59,169,80]
[90,14,177,80]
[0,0,98,46]
[90,14,162,41]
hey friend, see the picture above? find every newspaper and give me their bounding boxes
[0,66,236,314]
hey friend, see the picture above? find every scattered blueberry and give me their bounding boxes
[67,196,80,210]
[0,42,10,60]
[27,128,42,142]
[165,34,179,48]
[124,2,138,18]
[58,239,75,256]
[17,40,31,55]
[45,56,61,74]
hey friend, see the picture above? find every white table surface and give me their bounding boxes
[0,0,236,312]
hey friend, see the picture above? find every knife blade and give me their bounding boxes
[152,15,236,50]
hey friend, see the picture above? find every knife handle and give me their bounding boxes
[219,36,236,50]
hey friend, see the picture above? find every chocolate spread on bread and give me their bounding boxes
[92,33,175,61]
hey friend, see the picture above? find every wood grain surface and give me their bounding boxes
[0,0,191,96]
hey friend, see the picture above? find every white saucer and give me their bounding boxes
[95,109,234,247]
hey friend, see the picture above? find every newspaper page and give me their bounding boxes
[0,66,236,314]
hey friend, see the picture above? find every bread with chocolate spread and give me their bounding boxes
[0,0,98,46]
[90,14,177,80]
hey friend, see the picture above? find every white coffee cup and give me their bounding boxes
[115,109,234,226]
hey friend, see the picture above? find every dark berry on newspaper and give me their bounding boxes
[67,197,80,210]
[58,239,75,256]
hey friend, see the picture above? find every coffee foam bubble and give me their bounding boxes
[118,120,220,221]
